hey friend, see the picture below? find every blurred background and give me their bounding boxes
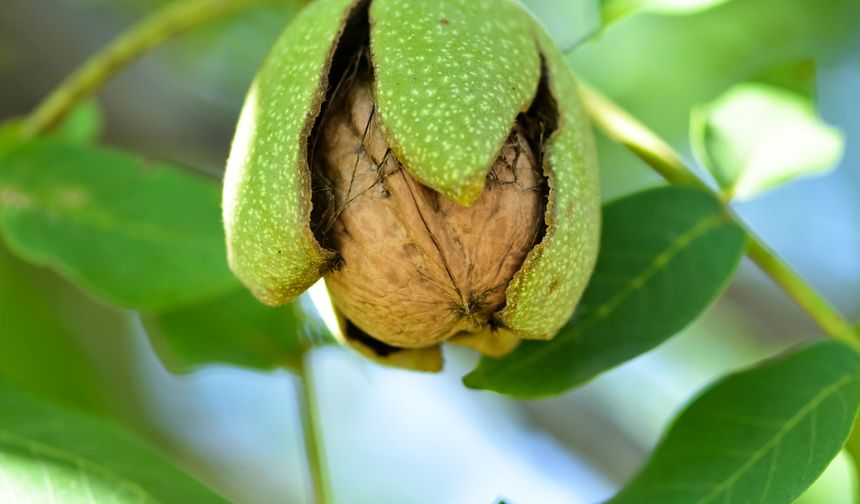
[0,0,858,502]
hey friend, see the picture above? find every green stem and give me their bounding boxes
[295,354,329,504]
[577,83,703,188]
[578,81,860,351]
[744,236,860,348]
[18,0,273,139]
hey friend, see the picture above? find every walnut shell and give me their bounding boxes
[314,80,544,350]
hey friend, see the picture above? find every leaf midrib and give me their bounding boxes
[693,370,858,504]
[0,183,222,249]
[0,428,159,503]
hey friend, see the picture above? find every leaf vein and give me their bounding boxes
[693,371,858,504]
[0,428,160,503]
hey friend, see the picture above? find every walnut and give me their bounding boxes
[222,0,601,371]
[313,80,544,351]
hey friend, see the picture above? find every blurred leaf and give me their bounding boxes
[750,59,818,101]
[602,0,731,22]
[0,244,110,412]
[521,0,602,52]
[691,83,844,200]
[464,186,745,397]
[0,120,21,161]
[53,100,103,144]
[572,0,859,199]
[609,341,860,504]
[144,288,307,373]
[0,140,238,312]
[0,378,228,503]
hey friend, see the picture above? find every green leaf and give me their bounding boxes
[608,341,860,504]
[749,59,817,101]
[0,121,22,162]
[144,288,307,372]
[0,244,110,412]
[0,378,228,503]
[691,82,844,200]
[464,186,745,397]
[0,140,237,312]
[370,0,541,204]
[520,0,602,52]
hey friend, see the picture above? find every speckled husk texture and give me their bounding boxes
[223,0,357,305]
[369,0,541,205]
[222,0,601,370]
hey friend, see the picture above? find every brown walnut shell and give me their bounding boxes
[313,79,544,351]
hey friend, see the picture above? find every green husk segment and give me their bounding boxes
[222,0,359,306]
[369,0,541,205]
[497,22,601,340]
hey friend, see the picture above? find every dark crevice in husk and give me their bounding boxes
[515,59,557,258]
[488,59,557,328]
[309,0,372,253]
[342,319,402,357]
[294,0,369,284]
